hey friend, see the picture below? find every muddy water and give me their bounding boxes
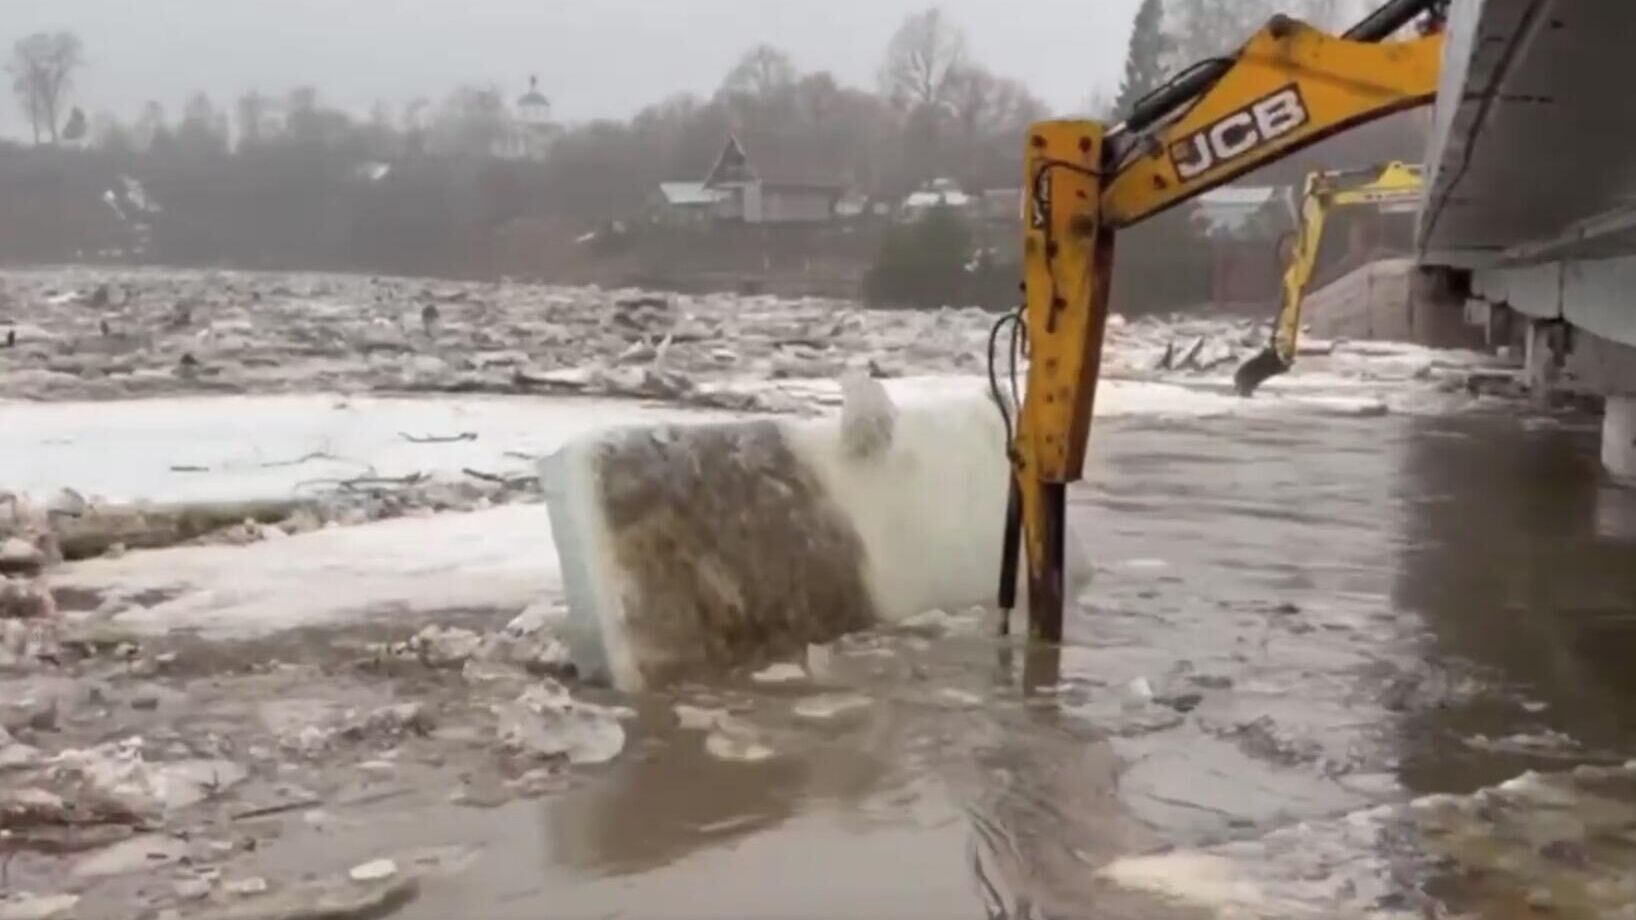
[1392,415,1636,793]
[357,410,1621,917]
[35,407,1634,919]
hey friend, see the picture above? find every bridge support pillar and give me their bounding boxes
[1523,321,1564,401]
[1604,396,1636,485]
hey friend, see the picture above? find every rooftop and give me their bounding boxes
[658,182,730,207]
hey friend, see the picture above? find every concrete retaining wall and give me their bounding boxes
[1306,257,1486,349]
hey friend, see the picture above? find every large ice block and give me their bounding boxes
[540,382,1010,690]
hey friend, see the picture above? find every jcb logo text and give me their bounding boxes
[1169,86,1309,182]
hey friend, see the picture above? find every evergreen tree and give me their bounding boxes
[1115,0,1168,119]
[1167,0,1278,67]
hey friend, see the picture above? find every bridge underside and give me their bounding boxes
[1420,0,1636,479]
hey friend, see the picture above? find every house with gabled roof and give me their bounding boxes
[659,133,846,225]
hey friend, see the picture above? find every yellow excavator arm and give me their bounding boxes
[1001,0,1447,640]
[1234,161,1426,396]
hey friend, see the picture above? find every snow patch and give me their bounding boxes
[793,693,872,720]
[703,714,776,763]
[751,662,807,685]
[0,394,723,506]
[56,504,554,638]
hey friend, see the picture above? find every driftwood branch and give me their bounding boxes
[338,473,427,492]
[398,431,477,444]
[260,451,336,468]
[230,797,325,821]
[171,452,336,474]
[54,498,309,560]
[461,468,539,489]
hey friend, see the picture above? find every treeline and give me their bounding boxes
[2,8,1059,279]
[1113,0,1370,116]
[8,9,1047,221]
[2,0,1425,309]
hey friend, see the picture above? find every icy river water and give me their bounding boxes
[5,390,1636,917]
[146,406,1633,920]
[442,411,1634,919]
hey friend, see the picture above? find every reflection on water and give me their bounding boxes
[1393,415,1636,794]
[544,706,817,876]
[401,407,1635,919]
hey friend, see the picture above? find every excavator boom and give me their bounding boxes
[1005,0,1446,640]
[1234,161,1426,396]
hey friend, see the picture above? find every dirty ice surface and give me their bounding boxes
[26,361,1458,641]
[10,326,1493,643]
[0,394,727,506]
[0,266,1507,415]
[5,366,1489,511]
[56,504,554,637]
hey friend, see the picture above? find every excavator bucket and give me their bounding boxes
[538,378,1013,691]
[1233,345,1291,397]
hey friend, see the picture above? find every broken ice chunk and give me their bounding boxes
[751,662,807,684]
[839,370,896,461]
[494,680,626,765]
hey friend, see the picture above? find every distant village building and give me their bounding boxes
[652,182,731,226]
[1192,185,1284,237]
[514,76,560,161]
[978,188,1023,224]
[655,134,848,225]
[834,191,873,220]
[1191,184,1294,312]
[900,178,973,220]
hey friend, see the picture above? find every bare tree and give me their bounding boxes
[879,8,967,110]
[285,86,321,145]
[177,92,230,157]
[719,45,796,101]
[135,101,169,152]
[945,65,994,138]
[236,91,269,148]
[90,111,134,154]
[940,64,1047,189]
[282,86,360,151]
[6,31,84,145]
[946,66,1044,141]
[363,100,399,157]
[429,85,513,158]
[794,71,840,128]
[1078,87,1117,121]
[402,97,430,155]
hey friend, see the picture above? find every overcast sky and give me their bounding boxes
[3,0,1142,140]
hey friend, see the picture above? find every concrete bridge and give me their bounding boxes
[1420,0,1636,480]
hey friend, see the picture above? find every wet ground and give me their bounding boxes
[10,402,1632,919]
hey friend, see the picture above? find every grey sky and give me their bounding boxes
[4,0,1142,140]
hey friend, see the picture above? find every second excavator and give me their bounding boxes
[1233,161,1426,397]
